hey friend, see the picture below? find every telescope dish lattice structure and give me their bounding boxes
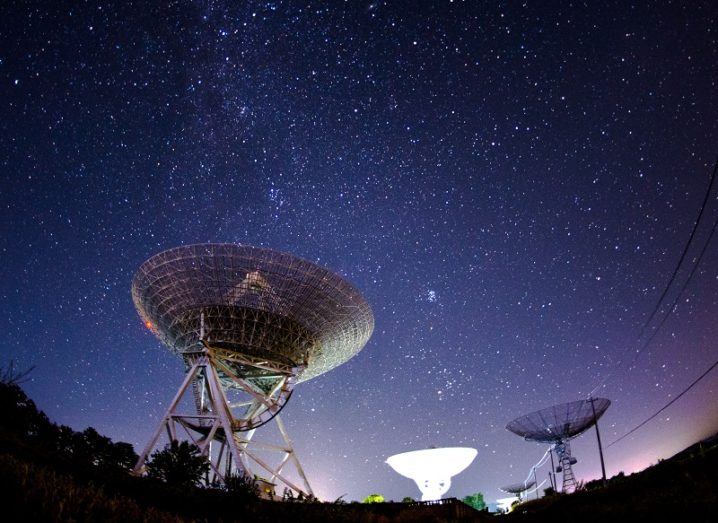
[506,398,610,493]
[500,480,536,500]
[131,244,374,496]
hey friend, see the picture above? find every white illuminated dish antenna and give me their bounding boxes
[386,447,477,501]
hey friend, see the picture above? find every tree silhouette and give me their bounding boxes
[145,440,209,487]
[362,493,385,503]
[0,380,52,442]
[0,380,136,470]
[462,491,486,511]
[0,359,35,385]
[69,427,138,470]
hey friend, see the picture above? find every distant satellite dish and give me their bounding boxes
[506,398,610,493]
[500,480,536,497]
[386,447,477,501]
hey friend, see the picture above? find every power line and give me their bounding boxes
[639,159,718,337]
[623,212,718,373]
[607,357,718,448]
[587,158,718,397]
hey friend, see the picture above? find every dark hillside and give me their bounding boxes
[0,381,490,522]
[506,435,718,522]
[1,380,716,521]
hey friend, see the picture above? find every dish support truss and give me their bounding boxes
[553,440,577,493]
[133,348,313,497]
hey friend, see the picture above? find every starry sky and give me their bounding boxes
[2,0,718,504]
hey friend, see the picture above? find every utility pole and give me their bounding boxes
[590,396,607,486]
[549,448,556,490]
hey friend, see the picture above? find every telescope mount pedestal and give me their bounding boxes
[132,350,313,498]
[554,440,577,493]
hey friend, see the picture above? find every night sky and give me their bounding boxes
[2,0,718,504]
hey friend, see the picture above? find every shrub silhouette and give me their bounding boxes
[0,454,176,522]
[463,491,486,510]
[224,471,260,500]
[363,493,385,503]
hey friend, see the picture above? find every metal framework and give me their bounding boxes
[131,244,374,495]
[506,398,610,493]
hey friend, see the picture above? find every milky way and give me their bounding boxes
[2,1,717,503]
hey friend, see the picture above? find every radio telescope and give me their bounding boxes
[506,398,610,493]
[131,244,374,496]
[386,447,477,501]
[500,480,536,501]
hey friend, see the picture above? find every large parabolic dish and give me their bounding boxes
[131,244,374,495]
[132,243,374,384]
